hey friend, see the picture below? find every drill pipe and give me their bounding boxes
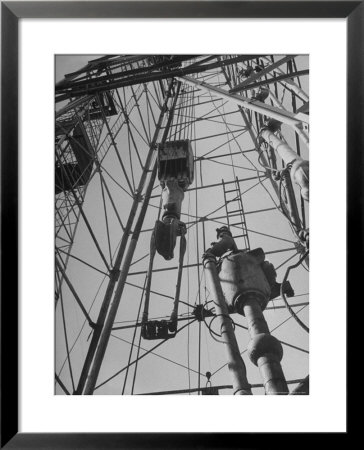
[243,295,288,395]
[261,129,309,201]
[203,254,252,395]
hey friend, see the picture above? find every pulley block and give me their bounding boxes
[157,140,194,190]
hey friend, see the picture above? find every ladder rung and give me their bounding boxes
[225,188,239,193]
[230,219,247,224]
[234,234,248,238]
[225,212,241,218]
[227,210,241,214]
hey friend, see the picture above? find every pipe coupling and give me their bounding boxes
[247,333,283,366]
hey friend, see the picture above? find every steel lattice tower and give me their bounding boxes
[55,55,309,396]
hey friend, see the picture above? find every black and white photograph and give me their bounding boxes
[55,54,309,396]
[2,0,358,443]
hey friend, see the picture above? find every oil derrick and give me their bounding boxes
[54,55,309,396]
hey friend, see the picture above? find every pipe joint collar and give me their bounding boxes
[247,333,283,366]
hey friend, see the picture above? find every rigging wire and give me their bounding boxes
[193,96,203,395]
[275,250,302,271]
[57,228,130,378]
[56,269,76,393]
[202,281,213,374]
[55,373,71,395]
[211,303,309,377]
[203,156,266,173]
[111,333,203,377]
[57,272,108,378]
[205,314,236,344]
[280,251,310,333]
[278,173,303,232]
[94,319,198,391]
[130,319,143,395]
[219,63,298,232]
[187,191,192,392]
[124,280,192,309]
[121,275,147,394]
[188,80,298,242]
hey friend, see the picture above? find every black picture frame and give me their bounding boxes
[1,1,359,447]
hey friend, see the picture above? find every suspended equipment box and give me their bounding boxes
[157,139,194,190]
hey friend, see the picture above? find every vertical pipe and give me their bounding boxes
[203,255,252,395]
[281,169,309,266]
[141,241,156,324]
[281,169,301,231]
[261,129,301,166]
[261,129,309,201]
[243,295,288,395]
[170,234,186,324]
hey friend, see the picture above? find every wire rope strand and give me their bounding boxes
[95,319,197,391]
[187,191,192,393]
[192,112,203,395]
[281,251,310,333]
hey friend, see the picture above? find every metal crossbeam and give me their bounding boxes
[229,55,297,93]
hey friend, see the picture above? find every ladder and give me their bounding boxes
[222,177,250,251]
